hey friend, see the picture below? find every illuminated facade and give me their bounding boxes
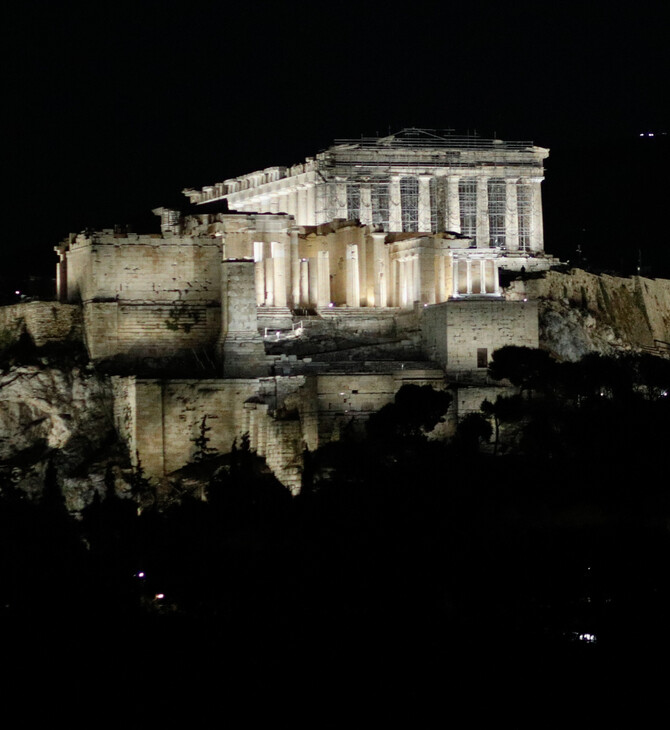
[183,128,555,288]
[54,129,553,488]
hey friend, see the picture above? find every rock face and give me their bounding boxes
[0,362,130,511]
[508,269,670,361]
[539,301,621,361]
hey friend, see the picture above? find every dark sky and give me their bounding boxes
[5,0,668,285]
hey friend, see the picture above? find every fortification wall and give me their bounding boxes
[67,234,221,304]
[83,302,220,360]
[0,302,82,347]
[422,299,539,371]
[116,369,446,492]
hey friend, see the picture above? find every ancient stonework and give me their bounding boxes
[1,129,662,497]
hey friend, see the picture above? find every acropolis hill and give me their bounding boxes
[2,129,670,504]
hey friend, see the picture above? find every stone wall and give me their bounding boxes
[0,302,82,348]
[84,302,221,360]
[64,233,222,359]
[422,299,539,371]
[66,233,221,305]
[114,369,445,492]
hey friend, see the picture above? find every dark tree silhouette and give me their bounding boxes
[454,412,493,453]
[367,384,452,442]
[192,415,216,462]
[488,346,554,396]
[481,394,525,455]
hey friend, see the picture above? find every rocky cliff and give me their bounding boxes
[507,269,670,361]
[0,358,131,512]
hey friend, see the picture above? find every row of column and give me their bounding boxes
[452,258,500,297]
[253,240,502,310]
[238,185,317,225]
[331,175,543,251]
[253,230,332,309]
[252,231,391,310]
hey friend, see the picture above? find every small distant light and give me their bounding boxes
[661,390,668,397]
[523,298,528,302]
[155,593,165,600]
[329,302,334,308]
[423,303,428,307]
[649,133,654,137]
[137,571,145,579]
[640,133,644,137]
[578,633,596,643]
[339,392,345,396]
[14,291,20,296]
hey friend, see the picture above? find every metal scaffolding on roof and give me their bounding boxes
[333,127,534,151]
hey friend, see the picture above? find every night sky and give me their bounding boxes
[5,1,668,286]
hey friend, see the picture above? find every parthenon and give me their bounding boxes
[53,129,555,488]
[181,127,554,300]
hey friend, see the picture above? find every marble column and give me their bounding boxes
[389,176,402,231]
[305,184,316,225]
[335,182,348,219]
[505,178,519,251]
[399,259,407,307]
[436,250,447,304]
[371,231,387,307]
[278,192,290,216]
[476,177,490,248]
[290,227,301,308]
[529,176,544,252]
[297,186,308,225]
[286,189,297,219]
[360,184,373,226]
[446,175,460,233]
[300,259,309,307]
[317,250,330,307]
[346,244,360,307]
[418,176,432,232]
[263,256,274,305]
[272,241,287,307]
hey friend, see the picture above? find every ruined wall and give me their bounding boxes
[65,234,222,359]
[84,302,221,360]
[0,302,82,348]
[66,233,221,304]
[314,370,445,442]
[116,369,445,492]
[452,385,512,419]
[422,300,539,371]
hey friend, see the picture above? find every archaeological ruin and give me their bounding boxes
[53,128,562,492]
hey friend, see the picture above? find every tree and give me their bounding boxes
[454,412,493,454]
[131,453,155,514]
[192,415,217,462]
[367,384,452,443]
[481,394,525,455]
[488,346,554,397]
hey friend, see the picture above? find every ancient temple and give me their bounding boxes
[53,129,555,490]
